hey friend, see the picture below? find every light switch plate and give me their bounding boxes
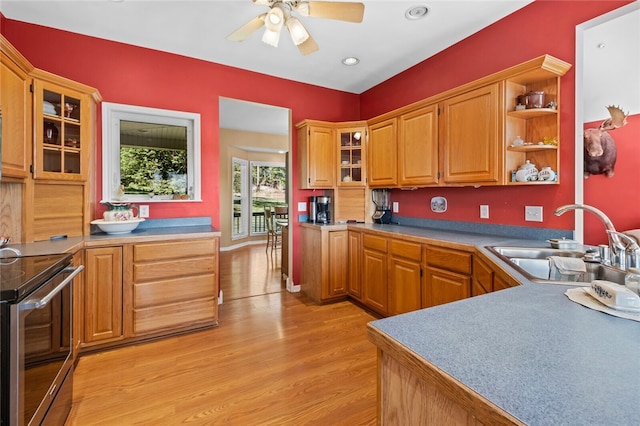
[525,206,543,222]
[393,202,399,213]
[297,201,307,212]
[480,205,489,219]
[139,205,150,218]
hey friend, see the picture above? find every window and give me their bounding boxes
[102,102,201,202]
[232,158,249,239]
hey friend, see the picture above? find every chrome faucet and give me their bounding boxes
[553,203,636,269]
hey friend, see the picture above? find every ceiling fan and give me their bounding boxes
[227,0,365,55]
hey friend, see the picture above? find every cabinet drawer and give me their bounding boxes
[133,274,216,308]
[133,239,217,262]
[390,239,422,261]
[134,257,216,282]
[133,298,217,334]
[363,234,388,252]
[425,246,472,275]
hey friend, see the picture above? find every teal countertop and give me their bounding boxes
[362,224,639,425]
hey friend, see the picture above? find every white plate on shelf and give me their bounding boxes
[91,218,145,234]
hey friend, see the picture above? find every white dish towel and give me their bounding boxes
[548,256,586,281]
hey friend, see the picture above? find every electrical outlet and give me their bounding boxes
[525,206,543,222]
[139,205,150,218]
[393,202,399,213]
[297,201,307,212]
[480,205,489,219]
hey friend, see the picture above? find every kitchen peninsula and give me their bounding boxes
[358,224,639,425]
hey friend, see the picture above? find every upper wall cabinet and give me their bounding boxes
[1,36,33,179]
[31,69,101,181]
[441,83,502,185]
[297,120,335,189]
[337,123,367,187]
[398,104,439,187]
[367,117,398,187]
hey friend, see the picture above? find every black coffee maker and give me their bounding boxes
[372,189,392,224]
[308,196,332,224]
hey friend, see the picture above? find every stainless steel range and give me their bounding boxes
[1,252,83,426]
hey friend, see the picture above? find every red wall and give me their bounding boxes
[360,0,632,231]
[584,113,640,245]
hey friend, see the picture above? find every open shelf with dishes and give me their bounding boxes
[504,58,569,184]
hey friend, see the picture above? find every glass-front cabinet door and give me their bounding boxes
[33,79,89,181]
[337,126,366,187]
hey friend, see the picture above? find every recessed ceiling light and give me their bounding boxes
[405,5,429,20]
[342,56,360,66]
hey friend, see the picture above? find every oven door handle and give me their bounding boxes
[19,265,84,311]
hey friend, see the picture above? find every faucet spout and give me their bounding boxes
[554,203,629,268]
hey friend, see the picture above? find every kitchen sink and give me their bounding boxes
[486,246,627,285]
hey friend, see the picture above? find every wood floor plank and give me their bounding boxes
[67,245,378,425]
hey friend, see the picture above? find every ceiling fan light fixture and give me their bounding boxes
[262,28,281,47]
[265,6,285,31]
[285,16,310,45]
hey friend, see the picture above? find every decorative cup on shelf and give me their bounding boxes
[526,91,545,109]
[538,167,556,181]
[64,103,75,118]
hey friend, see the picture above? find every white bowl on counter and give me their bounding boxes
[91,218,145,234]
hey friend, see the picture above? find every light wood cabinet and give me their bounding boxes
[441,83,502,185]
[423,245,472,308]
[362,233,389,315]
[296,120,335,189]
[337,125,366,187]
[388,239,422,316]
[1,35,33,179]
[31,70,99,182]
[367,117,397,187]
[300,225,348,303]
[504,56,570,185]
[398,104,439,187]
[347,230,363,300]
[129,238,219,336]
[473,251,519,296]
[81,246,123,347]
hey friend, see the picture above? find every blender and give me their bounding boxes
[372,189,392,224]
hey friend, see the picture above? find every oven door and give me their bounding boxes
[9,265,83,426]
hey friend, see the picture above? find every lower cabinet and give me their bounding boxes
[473,252,518,295]
[422,245,472,308]
[76,236,220,352]
[129,238,219,336]
[362,234,389,315]
[388,239,422,316]
[81,246,123,348]
[347,230,363,300]
[300,225,348,303]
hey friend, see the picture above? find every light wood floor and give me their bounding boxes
[66,245,378,425]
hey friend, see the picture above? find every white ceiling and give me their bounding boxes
[0,0,533,94]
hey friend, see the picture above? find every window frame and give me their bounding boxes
[232,157,249,239]
[101,102,202,202]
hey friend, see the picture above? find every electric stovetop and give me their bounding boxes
[0,253,71,303]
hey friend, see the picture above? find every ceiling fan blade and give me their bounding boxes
[296,1,364,23]
[297,34,319,56]
[227,14,267,42]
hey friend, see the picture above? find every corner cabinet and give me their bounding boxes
[504,55,571,185]
[31,69,100,181]
[337,124,367,187]
[296,120,335,189]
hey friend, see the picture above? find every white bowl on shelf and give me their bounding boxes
[91,218,145,234]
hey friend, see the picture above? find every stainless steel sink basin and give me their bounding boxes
[486,246,627,285]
